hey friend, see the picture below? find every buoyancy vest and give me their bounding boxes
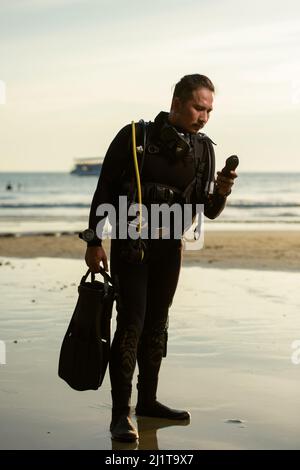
[122,112,216,206]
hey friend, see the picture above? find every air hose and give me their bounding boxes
[131,121,143,235]
[126,120,144,263]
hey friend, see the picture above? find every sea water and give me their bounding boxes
[0,172,299,234]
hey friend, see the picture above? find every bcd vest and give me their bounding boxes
[121,118,216,207]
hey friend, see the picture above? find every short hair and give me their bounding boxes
[173,74,215,102]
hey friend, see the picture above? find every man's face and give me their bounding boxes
[170,87,214,134]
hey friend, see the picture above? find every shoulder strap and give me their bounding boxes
[182,133,216,202]
[127,120,150,203]
[202,135,216,195]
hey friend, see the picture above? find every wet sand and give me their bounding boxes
[0,230,299,271]
[0,257,300,449]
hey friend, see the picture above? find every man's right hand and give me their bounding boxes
[85,246,108,273]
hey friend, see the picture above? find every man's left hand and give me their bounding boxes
[215,170,238,197]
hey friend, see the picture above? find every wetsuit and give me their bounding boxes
[87,111,227,420]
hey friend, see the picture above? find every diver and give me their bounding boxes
[82,74,238,442]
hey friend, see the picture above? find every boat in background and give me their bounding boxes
[70,157,103,176]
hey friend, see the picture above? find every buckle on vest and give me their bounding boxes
[142,183,180,205]
[156,185,175,205]
[147,144,160,154]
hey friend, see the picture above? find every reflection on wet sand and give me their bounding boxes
[1,258,300,450]
[111,416,191,450]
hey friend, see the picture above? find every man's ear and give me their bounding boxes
[171,96,182,113]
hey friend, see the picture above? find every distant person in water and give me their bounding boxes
[6,182,12,191]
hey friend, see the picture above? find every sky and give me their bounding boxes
[0,0,300,172]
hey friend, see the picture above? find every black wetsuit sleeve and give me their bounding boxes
[87,124,131,246]
[203,190,227,219]
[200,144,227,219]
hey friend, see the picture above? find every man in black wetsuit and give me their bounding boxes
[84,74,237,442]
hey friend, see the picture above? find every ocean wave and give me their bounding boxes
[229,202,300,209]
[1,201,300,210]
[0,202,90,209]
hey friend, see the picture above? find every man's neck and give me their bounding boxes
[167,111,177,127]
[167,112,189,135]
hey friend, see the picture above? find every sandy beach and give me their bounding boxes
[0,230,299,271]
[0,231,300,450]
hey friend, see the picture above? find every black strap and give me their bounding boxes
[81,268,113,287]
[204,137,216,195]
[182,134,216,202]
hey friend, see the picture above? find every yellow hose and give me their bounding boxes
[131,121,143,234]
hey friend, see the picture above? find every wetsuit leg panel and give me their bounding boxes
[137,239,182,401]
[109,238,149,409]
